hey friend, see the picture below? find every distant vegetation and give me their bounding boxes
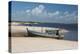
[10,21,78,24]
[11,21,42,24]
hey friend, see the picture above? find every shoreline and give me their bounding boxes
[10,23,77,40]
[10,24,69,38]
[9,23,78,52]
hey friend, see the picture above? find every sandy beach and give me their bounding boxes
[9,23,78,53]
[11,37,78,53]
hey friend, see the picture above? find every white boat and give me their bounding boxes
[26,28,64,39]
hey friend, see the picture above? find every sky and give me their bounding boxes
[10,1,78,24]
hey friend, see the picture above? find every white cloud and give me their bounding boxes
[25,5,77,23]
[26,10,31,13]
[26,5,60,17]
[55,11,60,15]
[38,5,45,10]
[31,5,45,16]
[48,11,60,17]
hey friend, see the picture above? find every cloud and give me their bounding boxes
[31,5,45,16]
[26,5,61,18]
[26,10,31,13]
[25,5,77,23]
[48,11,60,17]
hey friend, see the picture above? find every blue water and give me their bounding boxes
[19,23,78,41]
[64,31,78,41]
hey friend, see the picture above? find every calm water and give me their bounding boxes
[64,31,78,41]
[19,23,78,41]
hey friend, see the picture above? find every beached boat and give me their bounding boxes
[26,28,64,39]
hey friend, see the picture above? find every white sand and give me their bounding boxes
[11,37,78,53]
[11,25,27,33]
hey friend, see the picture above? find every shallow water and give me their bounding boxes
[64,31,78,41]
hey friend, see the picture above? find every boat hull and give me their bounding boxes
[27,29,64,39]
